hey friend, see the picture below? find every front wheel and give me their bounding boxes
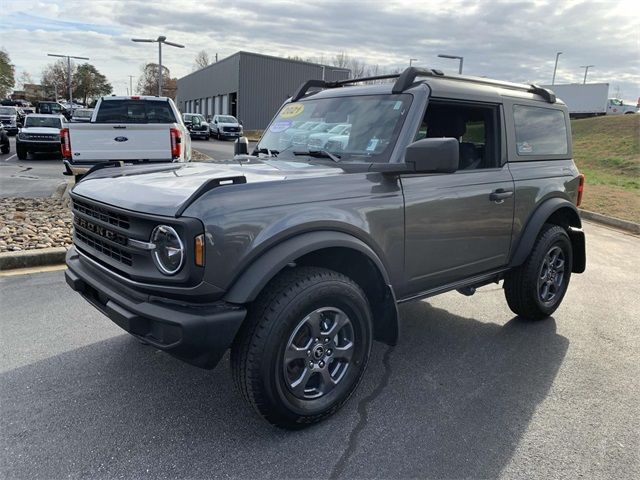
[231,266,373,429]
[504,224,573,320]
[16,145,27,160]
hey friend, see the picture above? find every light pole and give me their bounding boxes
[438,54,463,74]
[409,58,418,67]
[47,53,89,110]
[552,51,562,85]
[131,36,184,96]
[128,75,134,95]
[580,65,594,84]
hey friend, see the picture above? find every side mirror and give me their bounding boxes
[234,136,249,156]
[404,138,459,174]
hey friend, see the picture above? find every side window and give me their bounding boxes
[415,102,500,169]
[513,105,568,156]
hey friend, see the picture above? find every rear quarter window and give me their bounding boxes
[513,105,568,156]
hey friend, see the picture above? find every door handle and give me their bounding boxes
[489,189,514,203]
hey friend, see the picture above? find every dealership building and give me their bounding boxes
[176,51,350,130]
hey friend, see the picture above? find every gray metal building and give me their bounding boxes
[176,51,350,130]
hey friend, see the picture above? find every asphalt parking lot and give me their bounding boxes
[1,221,638,479]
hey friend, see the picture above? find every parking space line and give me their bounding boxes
[4,154,16,162]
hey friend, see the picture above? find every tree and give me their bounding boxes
[73,63,112,105]
[137,63,177,99]
[0,48,15,98]
[42,59,76,101]
[193,50,210,71]
[17,71,34,91]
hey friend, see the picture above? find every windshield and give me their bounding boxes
[94,100,177,124]
[25,116,62,128]
[258,94,412,162]
[217,115,237,123]
[0,107,16,115]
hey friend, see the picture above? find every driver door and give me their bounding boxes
[401,100,515,296]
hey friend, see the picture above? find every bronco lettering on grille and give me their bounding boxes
[74,216,127,246]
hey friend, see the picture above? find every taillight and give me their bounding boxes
[170,128,181,159]
[60,128,71,159]
[576,174,585,207]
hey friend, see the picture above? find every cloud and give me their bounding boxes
[0,0,638,100]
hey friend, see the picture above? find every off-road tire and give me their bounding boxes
[231,266,373,429]
[504,224,573,320]
[16,145,27,160]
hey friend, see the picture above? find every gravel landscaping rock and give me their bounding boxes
[0,197,72,253]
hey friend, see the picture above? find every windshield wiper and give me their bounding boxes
[293,150,341,163]
[256,147,279,157]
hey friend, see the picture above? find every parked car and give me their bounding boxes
[16,114,66,160]
[307,123,351,149]
[0,105,24,135]
[36,101,69,118]
[278,121,320,149]
[71,108,94,122]
[0,123,9,154]
[65,67,585,429]
[183,113,210,140]
[210,114,243,140]
[61,96,192,179]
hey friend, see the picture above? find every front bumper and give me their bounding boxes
[2,125,19,135]
[17,140,60,152]
[66,247,246,369]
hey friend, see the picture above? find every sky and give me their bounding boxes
[1,0,638,101]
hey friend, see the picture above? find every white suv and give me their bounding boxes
[210,114,243,140]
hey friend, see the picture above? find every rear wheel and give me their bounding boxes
[1,143,8,154]
[231,266,373,429]
[504,224,572,320]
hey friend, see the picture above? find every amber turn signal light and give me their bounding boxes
[194,234,205,267]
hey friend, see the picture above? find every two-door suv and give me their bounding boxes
[65,67,586,428]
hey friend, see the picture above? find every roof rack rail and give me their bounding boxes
[291,67,556,103]
[392,67,556,103]
[291,73,402,102]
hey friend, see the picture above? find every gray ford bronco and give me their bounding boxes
[65,67,586,428]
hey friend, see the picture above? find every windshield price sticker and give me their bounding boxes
[270,121,292,133]
[366,138,379,151]
[280,103,305,118]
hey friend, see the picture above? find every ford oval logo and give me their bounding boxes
[114,136,128,142]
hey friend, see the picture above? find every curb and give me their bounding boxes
[579,209,640,235]
[0,247,68,271]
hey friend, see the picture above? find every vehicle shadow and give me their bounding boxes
[1,300,568,479]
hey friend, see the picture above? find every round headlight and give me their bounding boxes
[151,225,184,275]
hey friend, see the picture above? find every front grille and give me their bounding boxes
[75,229,133,266]
[73,199,130,229]
[223,126,240,132]
[325,140,345,152]
[23,133,59,141]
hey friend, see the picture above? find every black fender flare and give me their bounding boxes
[509,197,585,272]
[224,231,399,345]
[225,231,392,302]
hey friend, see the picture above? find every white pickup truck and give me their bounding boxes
[62,96,191,178]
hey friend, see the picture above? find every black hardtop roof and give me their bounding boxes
[293,66,558,105]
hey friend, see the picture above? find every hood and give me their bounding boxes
[218,122,241,127]
[21,127,60,135]
[72,158,343,216]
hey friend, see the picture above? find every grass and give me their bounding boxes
[571,114,640,222]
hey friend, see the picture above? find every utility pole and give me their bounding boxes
[215,53,218,63]
[438,54,464,74]
[409,58,418,67]
[580,65,594,84]
[552,51,562,85]
[47,53,89,111]
[131,36,184,96]
[128,75,134,95]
